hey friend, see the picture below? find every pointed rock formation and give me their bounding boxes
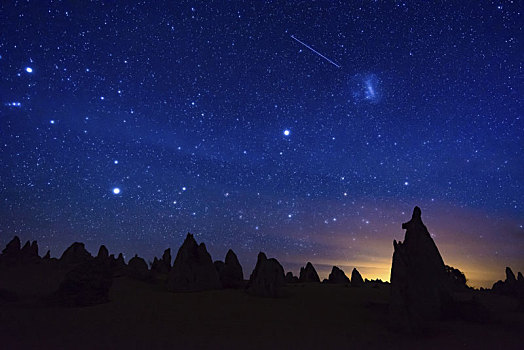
[492,279,504,293]
[492,267,524,297]
[21,241,31,251]
[2,236,21,256]
[506,267,517,284]
[43,250,51,260]
[96,245,109,260]
[215,249,244,289]
[166,233,221,292]
[54,260,113,307]
[246,252,285,297]
[19,240,40,263]
[60,242,93,266]
[285,271,299,284]
[127,254,150,280]
[299,262,320,283]
[163,248,172,267]
[351,268,364,287]
[116,253,125,267]
[0,236,21,264]
[0,237,40,265]
[21,240,38,256]
[31,241,39,255]
[108,253,126,276]
[328,266,350,284]
[151,257,161,270]
[151,248,171,274]
[389,206,451,333]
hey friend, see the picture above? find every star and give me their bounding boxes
[25,67,33,73]
[283,129,290,136]
[112,187,121,194]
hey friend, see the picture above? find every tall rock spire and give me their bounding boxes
[390,206,451,333]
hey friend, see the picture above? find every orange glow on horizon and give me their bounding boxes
[272,201,524,289]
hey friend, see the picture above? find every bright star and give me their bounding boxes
[114,160,118,164]
[50,120,55,124]
[112,187,121,194]
[25,67,33,73]
[283,129,290,136]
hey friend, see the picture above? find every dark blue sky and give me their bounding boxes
[1,1,522,286]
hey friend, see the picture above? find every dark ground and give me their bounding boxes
[1,266,523,350]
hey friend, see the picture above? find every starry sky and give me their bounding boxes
[1,1,522,287]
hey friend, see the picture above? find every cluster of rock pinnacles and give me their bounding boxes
[0,232,365,303]
[1,207,522,332]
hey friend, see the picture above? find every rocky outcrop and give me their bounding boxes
[389,206,452,333]
[109,253,126,276]
[53,259,113,307]
[0,237,41,265]
[127,255,150,280]
[492,267,524,297]
[166,233,221,292]
[60,242,92,266]
[20,241,39,263]
[1,236,21,262]
[43,250,51,260]
[215,249,244,289]
[445,265,468,291]
[285,271,299,284]
[365,278,390,289]
[246,252,285,297]
[328,266,350,284]
[96,245,109,260]
[151,248,171,274]
[115,253,125,267]
[351,268,364,287]
[299,262,320,283]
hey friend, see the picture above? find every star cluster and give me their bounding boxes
[1,1,522,286]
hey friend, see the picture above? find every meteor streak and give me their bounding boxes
[290,35,341,68]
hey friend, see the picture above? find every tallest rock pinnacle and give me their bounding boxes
[390,206,451,333]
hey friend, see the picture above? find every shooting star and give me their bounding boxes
[290,35,341,68]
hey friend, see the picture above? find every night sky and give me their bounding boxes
[1,1,522,287]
